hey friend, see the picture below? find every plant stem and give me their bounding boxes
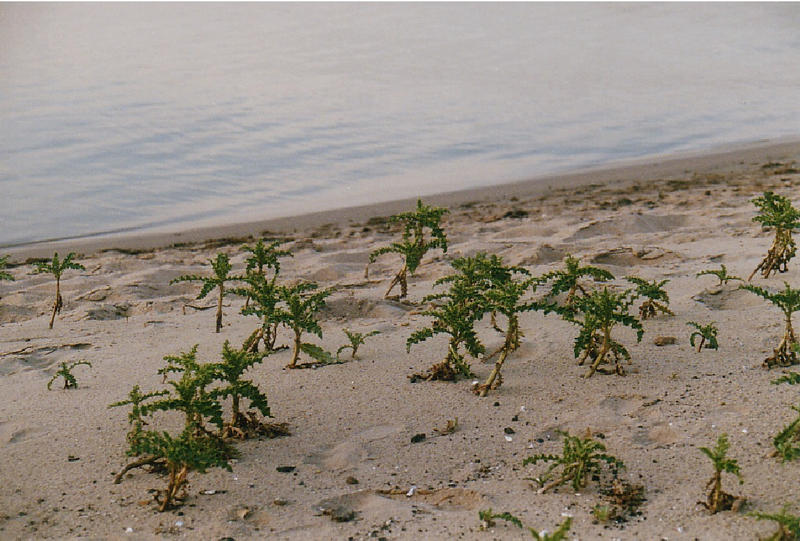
[288,329,301,368]
[215,285,224,333]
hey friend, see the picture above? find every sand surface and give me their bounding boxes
[2,144,800,540]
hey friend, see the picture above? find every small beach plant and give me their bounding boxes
[35,252,85,329]
[478,509,572,540]
[750,505,800,541]
[367,199,448,299]
[741,282,800,367]
[771,372,800,462]
[407,255,492,381]
[46,360,91,390]
[171,253,235,333]
[336,329,380,360]
[278,281,333,368]
[241,238,291,308]
[696,264,742,286]
[539,254,614,311]
[698,434,744,513]
[625,276,673,319]
[0,255,13,282]
[548,287,643,378]
[229,272,283,353]
[523,430,624,494]
[749,192,800,281]
[688,321,720,352]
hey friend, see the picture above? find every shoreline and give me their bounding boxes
[6,136,800,260]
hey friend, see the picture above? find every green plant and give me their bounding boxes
[336,329,380,360]
[407,255,492,381]
[749,192,800,281]
[625,276,673,319]
[698,433,744,513]
[35,252,85,329]
[171,253,236,333]
[688,321,720,352]
[367,199,448,299]
[0,255,14,282]
[523,430,624,493]
[46,360,91,390]
[548,287,643,378]
[741,282,800,367]
[230,271,283,353]
[750,505,800,541]
[539,254,614,310]
[772,372,800,461]
[210,341,272,438]
[478,509,572,540]
[696,264,743,286]
[278,281,333,368]
[241,239,291,308]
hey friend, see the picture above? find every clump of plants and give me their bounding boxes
[478,509,572,540]
[539,254,614,310]
[171,253,236,333]
[278,281,333,368]
[0,255,13,282]
[35,252,85,329]
[741,282,800,367]
[548,287,643,378]
[407,255,493,381]
[748,191,800,281]
[750,505,800,541]
[241,238,291,307]
[771,372,800,462]
[698,433,745,514]
[596,478,647,524]
[367,199,448,299]
[696,264,742,286]
[625,276,673,319]
[47,360,92,390]
[231,270,283,353]
[336,329,380,360]
[523,430,624,494]
[687,321,720,352]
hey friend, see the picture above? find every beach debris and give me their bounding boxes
[433,418,458,436]
[345,476,359,485]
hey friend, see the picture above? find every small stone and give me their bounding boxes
[273,498,289,506]
[654,336,677,346]
[276,466,296,473]
[410,433,426,443]
[345,476,359,485]
[504,427,515,434]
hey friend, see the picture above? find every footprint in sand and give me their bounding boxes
[304,425,402,471]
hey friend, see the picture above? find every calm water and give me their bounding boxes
[2,3,799,247]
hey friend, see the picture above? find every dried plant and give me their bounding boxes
[523,430,624,493]
[687,321,720,352]
[696,264,743,286]
[35,252,85,329]
[171,253,236,333]
[625,276,673,319]
[698,434,744,514]
[47,360,91,390]
[771,372,800,462]
[367,199,448,298]
[278,281,333,368]
[741,282,800,367]
[749,192,800,281]
[539,254,614,310]
[750,505,800,541]
[336,329,380,360]
[478,509,572,540]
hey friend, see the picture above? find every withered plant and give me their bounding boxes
[35,252,85,329]
[741,282,800,367]
[407,255,492,381]
[336,329,380,360]
[367,199,448,299]
[698,434,744,514]
[523,430,624,494]
[539,254,614,310]
[47,360,91,390]
[278,281,333,368]
[697,264,742,286]
[548,287,643,378]
[478,509,572,540]
[171,253,236,333]
[688,321,720,352]
[749,192,800,281]
[750,505,800,541]
[625,276,673,319]
[771,372,800,462]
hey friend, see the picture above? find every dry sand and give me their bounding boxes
[2,141,800,540]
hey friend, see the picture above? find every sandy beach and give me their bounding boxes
[2,140,800,540]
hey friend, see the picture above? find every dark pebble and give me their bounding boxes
[411,433,426,443]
